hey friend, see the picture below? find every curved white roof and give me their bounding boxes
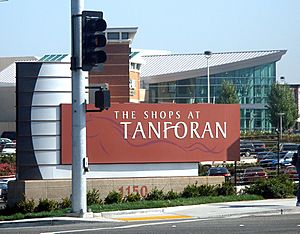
[140,50,286,84]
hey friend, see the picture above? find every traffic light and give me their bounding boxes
[82,11,107,71]
[95,87,110,111]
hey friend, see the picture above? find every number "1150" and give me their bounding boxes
[118,185,148,197]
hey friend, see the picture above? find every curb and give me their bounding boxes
[96,207,165,219]
[0,216,113,228]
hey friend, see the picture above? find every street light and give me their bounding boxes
[277,112,285,176]
[279,76,285,84]
[204,50,212,104]
[278,112,285,139]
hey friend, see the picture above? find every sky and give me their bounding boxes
[0,0,299,83]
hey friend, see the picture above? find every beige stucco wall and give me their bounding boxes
[8,176,224,207]
[0,86,16,134]
[129,70,140,103]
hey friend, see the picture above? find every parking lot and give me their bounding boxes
[201,140,300,186]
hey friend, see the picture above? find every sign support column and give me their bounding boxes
[71,0,87,215]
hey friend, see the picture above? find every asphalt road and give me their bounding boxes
[1,214,300,234]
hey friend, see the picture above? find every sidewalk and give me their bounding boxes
[98,198,300,221]
[0,198,299,227]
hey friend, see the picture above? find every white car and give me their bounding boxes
[279,151,295,166]
[2,143,16,154]
[0,138,12,152]
[0,138,12,144]
[0,177,16,183]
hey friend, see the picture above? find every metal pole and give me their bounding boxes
[277,130,280,176]
[207,59,210,104]
[277,112,284,176]
[204,51,212,104]
[277,113,285,140]
[234,161,237,191]
[71,0,87,215]
[280,115,283,139]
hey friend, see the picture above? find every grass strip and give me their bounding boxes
[0,209,68,221]
[0,194,262,221]
[89,194,262,212]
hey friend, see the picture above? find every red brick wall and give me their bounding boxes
[89,43,130,103]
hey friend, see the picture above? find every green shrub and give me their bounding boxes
[198,184,218,196]
[87,188,102,205]
[216,182,236,196]
[181,183,199,198]
[182,183,235,198]
[244,174,295,199]
[59,197,71,209]
[124,193,142,202]
[35,198,58,212]
[16,198,35,214]
[104,191,122,204]
[145,187,164,200]
[293,182,298,196]
[164,189,179,200]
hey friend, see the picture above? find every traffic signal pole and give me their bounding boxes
[71,0,87,215]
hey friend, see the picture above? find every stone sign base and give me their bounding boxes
[8,176,224,207]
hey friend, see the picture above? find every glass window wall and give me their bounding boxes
[148,63,276,131]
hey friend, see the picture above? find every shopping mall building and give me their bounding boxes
[133,49,288,132]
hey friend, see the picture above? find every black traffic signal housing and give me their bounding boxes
[82,11,107,71]
[95,87,110,111]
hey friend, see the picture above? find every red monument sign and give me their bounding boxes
[61,103,240,164]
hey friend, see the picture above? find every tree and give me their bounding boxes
[217,80,239,104]
[267,83,298,130]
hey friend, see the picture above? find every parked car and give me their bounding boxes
[283,166,298,181]
[0,138,12,152]
[0,177,16,183]
[0,178,15,200]
[279,152,295,166]
[252,142,266,153]
[1,143,16,154]
[207,167,231,181]
[256,151,276,162]
[0,182,7,199]
[241,167,267,184]
[0,138,12,145]
[259,154,280,167]
[293,130,300,135]
[280,143,299,152]
[0,131,16,142]
[240,143,255,157]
